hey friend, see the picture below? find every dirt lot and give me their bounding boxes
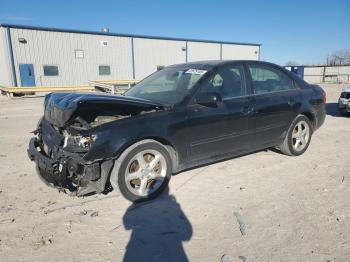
[0,84,349,262]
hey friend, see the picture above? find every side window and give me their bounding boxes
[200,65,245,98]
[249,65,294,94]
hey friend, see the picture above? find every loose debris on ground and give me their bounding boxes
[234,211,247,236]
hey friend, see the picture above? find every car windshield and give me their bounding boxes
[125,67,208,105]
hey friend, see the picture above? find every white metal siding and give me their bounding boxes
[337,66,350,74]
[304,75,323,83]
[303,66,350,84]
[187,42,220,61]
[0,27,13,86]
[133,38,186,79]
[304,67,324,75]
[10,28,133,86]
[222,44,259,60]
[3,26,260,86]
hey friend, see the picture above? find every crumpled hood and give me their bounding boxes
[44,92,162,127]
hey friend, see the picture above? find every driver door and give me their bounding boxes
[186,95,229,162]
[186,64,253,162]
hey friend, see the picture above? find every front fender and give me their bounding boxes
[83,114,170,161]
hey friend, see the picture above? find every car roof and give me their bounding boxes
[342,86,350,92]
[168,60,282,70]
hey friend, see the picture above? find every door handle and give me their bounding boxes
[242,105,253,115]
[288,98,296,106]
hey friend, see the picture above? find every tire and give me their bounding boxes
[279,115,313,156]
[110,140,172,202]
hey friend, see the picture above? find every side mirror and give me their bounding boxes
[196,92,222,107]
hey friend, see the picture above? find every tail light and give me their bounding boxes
[322,91,326,103]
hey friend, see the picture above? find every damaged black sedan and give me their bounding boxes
[28,60,326,202]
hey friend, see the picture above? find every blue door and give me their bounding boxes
[19,64,36,86]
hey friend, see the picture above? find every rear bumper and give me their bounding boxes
[314,104,326,131]
[27,137,113,195]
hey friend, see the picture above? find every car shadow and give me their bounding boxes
[122,188,192,262]
[326,102,340,117]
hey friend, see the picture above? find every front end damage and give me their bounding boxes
[27,92,162,196]
[27,129,114,196]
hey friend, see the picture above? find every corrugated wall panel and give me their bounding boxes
[337,66,350,74]
[304,67,324,75]
[0,27,13,86]
[304,75,323,83]
[7,27,261,86]
[187,42,220,61]
[303,66,350,83]
[133,38,186,79]
[10,28,133,86]
[222,44,259,60]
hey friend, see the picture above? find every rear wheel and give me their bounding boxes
[113,140,172,202]
[279,115,313,156]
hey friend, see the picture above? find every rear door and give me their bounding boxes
[19,64,36,86]
[246,63,300,148]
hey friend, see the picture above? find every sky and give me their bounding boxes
[0,0,349,65]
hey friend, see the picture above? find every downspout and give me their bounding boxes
[131,37,135,79]
[5,26,17,86]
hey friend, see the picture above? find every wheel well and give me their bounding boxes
[301,111,316,128]
[149,137,179,171]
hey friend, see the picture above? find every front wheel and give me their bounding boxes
[113,140,172,202]
[279,115,313,156]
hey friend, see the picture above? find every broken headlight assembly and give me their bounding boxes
[63,133,97,151]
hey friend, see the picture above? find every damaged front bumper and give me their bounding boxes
[27,137,114,196]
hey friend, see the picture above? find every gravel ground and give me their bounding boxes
[0,84,349,262]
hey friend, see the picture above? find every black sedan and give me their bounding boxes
[28,60,326,202]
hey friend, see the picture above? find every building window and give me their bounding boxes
[75,49,84,59]
[100,41,108,47]
[99,65,111,75]
[43,65,59,76]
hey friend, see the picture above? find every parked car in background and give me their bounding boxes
[28,60,326,202]
[338,86,350,115]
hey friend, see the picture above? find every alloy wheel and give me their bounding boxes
[292,120,310,152]
[125,150,167,196]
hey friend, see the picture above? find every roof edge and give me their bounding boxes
[0,23,261,46]
[285,64,350,67]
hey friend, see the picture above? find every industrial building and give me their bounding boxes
[303,65,350,84]
[286,65,350,84]
[0,24,260,87]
